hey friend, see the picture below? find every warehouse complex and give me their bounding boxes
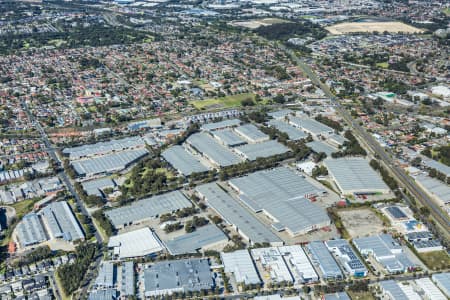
[143,258,214,297]
[229,167,329,236]
[267,119,307,141]
[15,201,84,248]
[212,129,247,147]
[195,183,282,245]
[288,116,334,138]
[234,140,290,161]
[251,247,293,283]
[163,224,228,256]
[325,239,367,277]
[278,245,318,284]
[353,234,415,273]
[234,124,269,143]
[162,145,210,176]
[306,241,343,280]
[81,177,116,198]
[221,250,261,285]
[324,157,390,195]
[108,227,164,259]
[105,190,192,229]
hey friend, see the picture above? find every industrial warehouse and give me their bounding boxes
[161,145,210,176]
[324,157,390,195]
[228,167,330,236]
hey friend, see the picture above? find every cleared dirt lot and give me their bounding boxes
[229,18,290,29]
[338,208,385,238]
[326,22,424,35]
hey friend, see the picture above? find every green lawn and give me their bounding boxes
[190,93,256,110]
[443,7,450,16]
[376,62,389,69]
[418,250,450,270]
[11,199,38,219]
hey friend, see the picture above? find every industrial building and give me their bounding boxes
[16,213,47,247]
[325,239,367,277]
[324,292,351,300]
[278,245,318,284]
[186,133,242,167]
[353,234,415,273]
[87,289,117,300]
[62,136,145,160]
[415,277,447,300]
[163,224,228,255]
[251,247,293,284]
[120,261,135,297]
[41,201,85,242]
[212,129,247,147]
[288,116,334,138]
[432,272,450,298]
[379,280,421,300]
[82,177,116,198]
[324,157,390,195]
[143,258,214,297]
[162,145,209,176]
[267,119,307,141]
[108,227,164,259]
[229,167,329,236]
[268,109,293,120]
[306,241,343,280]
[306,140,338,156]
[72,148,149,178]
[201,119,241,131]
[414,174,450,206]
[234,124,269,143]
[234,140,290,161]
[195,183,282,245]
[94,261,116,289]
[221,250,261,285]
[105,190,192,229]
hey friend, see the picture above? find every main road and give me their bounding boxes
[281,45,450,240]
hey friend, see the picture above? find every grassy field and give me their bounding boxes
[190,93,256,110]
[376,62,389,69]
[11,198,38,219]
[443,8,450,16]
[418,250,450,270]
[326,21,424,35]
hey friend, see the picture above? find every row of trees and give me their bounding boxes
[332,131,367,158]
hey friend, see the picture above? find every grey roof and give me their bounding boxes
[288,116,334,136]
[63,136,145,160]
[432,272,450,297]
[162,145,209,176]
[87,289,117,300]
[17,213,47,247]
[328,134,348,145]
[144,258,214,293]
[422,158,450,177]
[412,239,442,249]
[121,261,135,296]
[324,292,351,300]
[221,250,261,285]
[105,190,192,228]
[268,119,307,140]
[187,133,242,167]
[196,183,281,244]
[95,261,116,288]
[307,241,342,279]
[268,109,293,119]
[72,148,148,176]
[386,206,407,219]
[306,141,338,156]
[234,124,269,142]
[164,224,227,255]
[82,178,116,197]
[325,239,366,274]
[212,129,247,147]
[415,174,450,204]
[41,201,84,241]
[235,140,290,160]
[229,167,328,235]
[379,280,409,300]
[324,157,389,194]
[201,119,241,131]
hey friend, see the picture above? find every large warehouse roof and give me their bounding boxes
[235,140,290,160]
[63,136,145,160]
[163,224,227,255]
[229,167,329,235]
[162,145,209,176]
[221,250,261,285]
[108,227,164,259]
[212,129,246,147]
[379,280,409,300]
[278,245,318,283]
[288,116,334,136]
[422,157,450,177]
[17,213,47,247]
[72,148,148,177]
[432,272,450,297]
[201,119,241,131]
[268,119,307,141]
[306,141,338,156]
[196,183,281,245]
[324,157,389,194]
[187,133,242,167]
[234,124,269,143]
[121,261,135,297]
[41,201,84,241]
[415,174,450,204]
[306,241,342,280]
[82,177,116,197]
[105,190,192,228]
[144,258,213,296]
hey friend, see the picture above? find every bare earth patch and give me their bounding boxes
[338,208,385,238]
[326,22,424,35]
